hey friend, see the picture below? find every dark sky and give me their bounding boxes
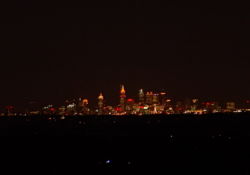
[1,1,250,107]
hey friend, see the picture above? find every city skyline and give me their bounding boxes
[1,84,250,116]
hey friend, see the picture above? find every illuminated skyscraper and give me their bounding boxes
[127,98,135,114]
[98,93,104,115]
[82,99,90,115]
[152,93,160,104]
[146,92,153,105]
[120,85,126,111]
[83,99,89,106]
[138,89,145,105]
[159,92,167,106]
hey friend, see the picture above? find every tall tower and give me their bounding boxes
[98,93,104,115]
[120,85,126,111]
[138,89,145,105]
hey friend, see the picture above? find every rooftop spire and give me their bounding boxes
[121,85,126,94]
[98,93,104,100]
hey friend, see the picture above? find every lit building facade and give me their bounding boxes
[98,93,104,115]
[138,89,145,105]
[120,85,126,112]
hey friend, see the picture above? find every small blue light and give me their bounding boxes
[106,160,111,164]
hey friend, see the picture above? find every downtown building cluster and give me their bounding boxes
[42,85,172,116]
[21,85,250,116]
[1,85,250,116]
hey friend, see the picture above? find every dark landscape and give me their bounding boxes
[1,113,249,174]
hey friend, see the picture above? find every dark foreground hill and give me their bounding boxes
[0,113,249,174]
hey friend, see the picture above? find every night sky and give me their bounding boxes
[1,1,250,107]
